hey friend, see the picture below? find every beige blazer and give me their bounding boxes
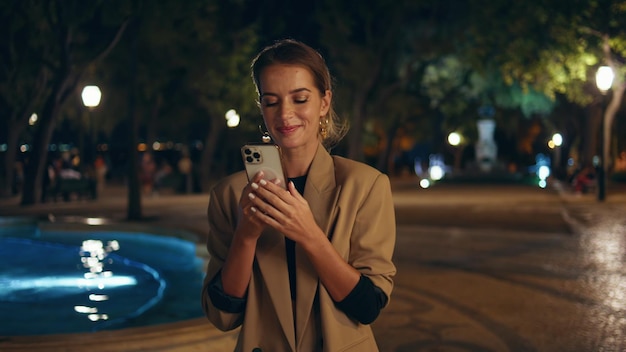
[202,143,396,352]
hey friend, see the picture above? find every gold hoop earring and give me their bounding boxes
[319,118,329,140]
[259,125,272,143]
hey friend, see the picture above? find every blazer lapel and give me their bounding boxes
[255,228,296,350]
[295,144,342,347]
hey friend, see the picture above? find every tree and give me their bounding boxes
[316,0,424,161]
[465,0,626,175]
[0,0,128,205]
[76,1,260,217]
[0,0,50,196]
[316,0,501,168]
[183,2,259,191]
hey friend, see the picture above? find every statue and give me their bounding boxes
[475,119,497,172]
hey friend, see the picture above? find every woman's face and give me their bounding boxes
[258,64,331,152]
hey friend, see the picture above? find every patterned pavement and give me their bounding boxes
[1,179,625,351]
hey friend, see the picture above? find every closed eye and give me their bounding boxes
[294,96,309,104]
[261,97,278,107]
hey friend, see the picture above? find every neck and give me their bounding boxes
[281,143,318,178]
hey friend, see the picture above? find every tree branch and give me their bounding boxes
[91,18,130,65]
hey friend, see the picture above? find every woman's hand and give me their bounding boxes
[247,178,325,245]
[248,176,362,302]
[235,171,269,242]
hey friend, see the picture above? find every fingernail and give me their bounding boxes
[251,182,259,190]
[259,179,267,186]
[274,179,281,185]
[248,193,255,200]
[250,206,257,213]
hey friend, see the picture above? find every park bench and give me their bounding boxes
[48,178,96,202]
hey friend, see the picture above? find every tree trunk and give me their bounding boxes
[2,66,48,198]
[603,83,625,174]
[127,17,142,221]
[127,106,142,220]
[377,121,399,174]
[199,115,224,192]
[582,104,602,167]
[347,93,367,161]
[20,97,62,205]
[1,121,26,197]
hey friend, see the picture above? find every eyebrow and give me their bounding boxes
[260,87,312,98]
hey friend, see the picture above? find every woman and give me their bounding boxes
[202,39,396,351]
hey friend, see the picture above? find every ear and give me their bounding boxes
[320,90,332,116]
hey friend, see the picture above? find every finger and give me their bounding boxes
[287,180,302,197]
[287,181,310,208]
[250,206,282,227]
[249,190,287,223]
[256,179,293,204]
[252,170,265,182]
[255,188,291,216]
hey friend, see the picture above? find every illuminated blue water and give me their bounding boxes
[0,218,206,336]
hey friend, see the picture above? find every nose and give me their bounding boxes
[277,100,295,120]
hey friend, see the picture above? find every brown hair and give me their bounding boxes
[251,39,348,149]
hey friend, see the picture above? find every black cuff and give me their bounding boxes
[335,275,388,324]
[207,270,247,313]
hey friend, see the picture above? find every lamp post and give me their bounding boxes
[81,85,102,164]
[548,133,563,178]
[447,131,464,173]
[595,66,614,202]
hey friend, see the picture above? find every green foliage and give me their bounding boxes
[420,55,555,120]
[465,0,626,107]
[96,0,260,142]
[0,0,128,136]
[4,0,626,177]
[315,0,465,158]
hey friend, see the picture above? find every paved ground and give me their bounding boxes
[1,178,625,351]
[379,179,626,351]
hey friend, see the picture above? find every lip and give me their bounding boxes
[277,126,300,134]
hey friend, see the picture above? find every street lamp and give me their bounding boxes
[595,66,614,202]
[447,131,465,173]
[447,132,461,146]
[81,86,102,108]
[81,85,102,164]
[225,109,240,128]
[550,133,563,148]
[595,66,614,93]
[548,133,563,177]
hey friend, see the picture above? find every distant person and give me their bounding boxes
[177,150,193,194]
[615,151,626,172]
[94,155,108,197]
[41,158,58,202]
[572,165,595,194]
[154,161,173,194]
[140,152,156,195]
[202,39,397,351]
[11,160,24,195]
[58,159,82,180]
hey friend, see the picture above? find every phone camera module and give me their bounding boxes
[244,148,252,155]
[253,152,261,159]
[246,156,253,163]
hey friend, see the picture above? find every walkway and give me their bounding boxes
[1,179,625,351]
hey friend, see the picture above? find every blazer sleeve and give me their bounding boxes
[348,172,396,305]
[201,183,245,331]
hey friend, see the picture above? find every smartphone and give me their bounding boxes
[241,144,287,189]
